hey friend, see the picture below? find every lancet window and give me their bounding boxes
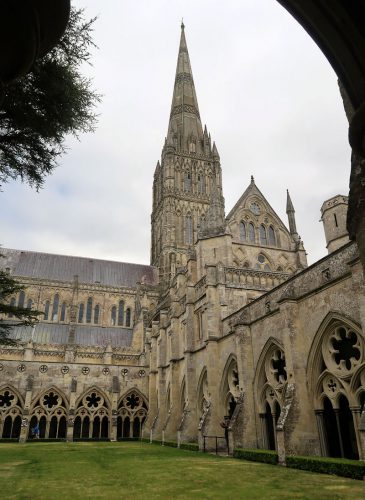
[52,294,59,322]
[86,297,93,324]
[248,223,255,243]
[185,215,193,245]
[239,222,246,241]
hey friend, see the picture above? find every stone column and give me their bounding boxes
[315,410,328,457]
[19,375,34,443]
[234,320,257,450]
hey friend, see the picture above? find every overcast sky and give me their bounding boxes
[0,0,351,266]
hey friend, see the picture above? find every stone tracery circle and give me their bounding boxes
[322,324,362,376]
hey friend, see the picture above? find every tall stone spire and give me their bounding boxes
[151,24,224,286]
[286,189,299,241]
[166,23,205,154]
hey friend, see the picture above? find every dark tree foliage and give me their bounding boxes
[0,8,100,190]
[0,257,42,345]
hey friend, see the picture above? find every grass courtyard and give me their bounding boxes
[0,442,364,499]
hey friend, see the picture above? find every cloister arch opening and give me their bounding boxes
[308,313,364,459]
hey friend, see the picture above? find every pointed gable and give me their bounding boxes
[226,177,292,250]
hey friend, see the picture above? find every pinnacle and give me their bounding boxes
[286,189,295,213]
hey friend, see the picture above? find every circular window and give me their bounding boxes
[250,202,260,215]
[258,254,265,263]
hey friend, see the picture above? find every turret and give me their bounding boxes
[320,195,349,253]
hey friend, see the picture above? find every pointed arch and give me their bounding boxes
[0,385,25,409]
[220,354,240,419]
[307,311,363,396]
[30,385,69,412]
[117,388,148,439]
[196,367,209,414]
[75,386,111,410]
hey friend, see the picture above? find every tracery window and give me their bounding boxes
[73,389,110,440]
[78,303,84,324]
[86,297,93,324]
[126,308,131,327]
[117,391,148,439]
[248,223,255,243]
[60,302,67,322]
[239,222,246,241]
[52,294,59,322]
[94,305,100,325]
[0,387,23,439]
[185,215,193,245]
[18,291,25,308]
[111,306,117,326]
[256,254,271,271]
[256,343,287,451]
[268,226,276,246]
[28,389,67,440]
[118,300,124,326]
[44,301,50,320]
[221,358,240,420]
[260,225,267,245]
[309,318,364,460]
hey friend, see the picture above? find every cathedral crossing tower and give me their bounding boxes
[151,23,225,285]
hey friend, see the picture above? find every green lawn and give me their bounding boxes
[0,442,364,499]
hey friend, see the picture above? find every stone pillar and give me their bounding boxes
[234,320,257,449]
[351,407,365,460]
[315,410,328,457]
[67,377,77,442]
[19,375,34,443]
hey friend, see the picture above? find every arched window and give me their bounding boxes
[184,171,191,192]
[94,305,100,325]
[26,299,32,310]
[18,291,25,308]
[78,303,84,323]
[185,215,193,245]
[198,174,205,194]
[248,223,255,243]
[52,294,59,321]
[118,300,124,326]
[86,297,93,324]
[239,221,246,241]
[126,308,131,327]
[111,306,117,326]
[8,297,16,318]
[60,302,67,322]
[44,301,50,320]
[260,225,267,245]
[268,226,276,246]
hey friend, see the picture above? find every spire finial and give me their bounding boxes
[251,175,255,184]
[181,19,185,30]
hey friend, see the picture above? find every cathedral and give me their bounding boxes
[1,24,365,463]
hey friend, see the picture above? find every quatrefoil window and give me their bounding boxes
[0,390,15,408]
[86,392,101,408]
[126,394,140,410]
[271,350,287,383]
[43,392,59,409]
[331,327,360,371]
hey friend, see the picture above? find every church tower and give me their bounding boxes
[151,23,224,285]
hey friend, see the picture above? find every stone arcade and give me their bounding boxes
[1,25,364,462]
